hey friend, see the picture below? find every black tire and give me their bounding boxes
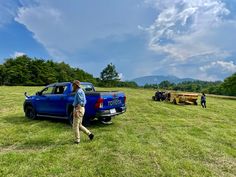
[69,111,91,126]
[173,99,177,105]
[25,106,37,119]
[82,117,91,127]
[100,117,112,122]
[68,111,73,126]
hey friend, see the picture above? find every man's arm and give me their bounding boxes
[77,90,86,106]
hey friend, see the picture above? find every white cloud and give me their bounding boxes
[12,51,26,58]
[15,0,148,60]
[200,60,236,73]
[197,60,236,80]
[142,0,231,60]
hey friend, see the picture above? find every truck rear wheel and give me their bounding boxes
[100,117,112,125]
[25,106,37,119]
[68,111,73,126]
[68,111,91,127]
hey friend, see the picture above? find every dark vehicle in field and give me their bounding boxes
[152,91,167,101]
[152,90,198,105]
[24,82,126,125]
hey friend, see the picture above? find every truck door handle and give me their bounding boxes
[60,97,64,100]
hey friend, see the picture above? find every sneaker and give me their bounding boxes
[74,141,80,144]
[89,133,94,140]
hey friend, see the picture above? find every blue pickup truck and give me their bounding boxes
[23,82,126,125]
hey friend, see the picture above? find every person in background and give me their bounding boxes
[72,80,94,144]
[201,93,206,108]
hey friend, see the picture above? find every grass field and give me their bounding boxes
[0,86,236,177]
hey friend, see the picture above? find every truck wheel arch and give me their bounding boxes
[25,104,37,119]
[24,102,33,112]
[67,104,74,125]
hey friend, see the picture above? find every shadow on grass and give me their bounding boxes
[1,115,111,150]
[2,114,68,125]
[2,114,112,129]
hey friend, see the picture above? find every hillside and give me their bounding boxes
[132,75,195,86]
[0,86,235,177]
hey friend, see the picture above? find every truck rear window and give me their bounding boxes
[80,84,95,92]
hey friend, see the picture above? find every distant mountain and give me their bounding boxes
[131,75,196,86]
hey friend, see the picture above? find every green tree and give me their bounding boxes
[0,64,5,85]
[3,55,32,85]
[116,81,138,88]
[159,80,174,89]
[222,73,236,96]
[0,55,97,86]
[100,63,119,81]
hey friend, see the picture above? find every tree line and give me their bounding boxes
[0,55,96,86]
[143,74,236,96]
[0,55,235,96]
[0,56,138,88]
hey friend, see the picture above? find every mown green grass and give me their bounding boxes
[0,86,236,177]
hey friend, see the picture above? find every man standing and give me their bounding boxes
[72,80,94,144]
[201,93,206,108]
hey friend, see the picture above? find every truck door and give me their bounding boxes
[48,85,68,116]
[35,86,54,114]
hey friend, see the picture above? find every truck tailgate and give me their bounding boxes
[100,91,126,109]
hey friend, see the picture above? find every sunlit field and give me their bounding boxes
[0,86,235,177]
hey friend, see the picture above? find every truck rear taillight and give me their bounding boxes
[124,96,126,103]
[95,98,104,109]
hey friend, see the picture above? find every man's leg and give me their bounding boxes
[201,101,204,108]
[73,109,80,143]
[78,107,91,135]
[79,123,91,135]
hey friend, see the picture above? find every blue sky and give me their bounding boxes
[0,0,236,81]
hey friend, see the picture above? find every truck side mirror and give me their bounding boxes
[36,91,42,96]
[24,92,30,98]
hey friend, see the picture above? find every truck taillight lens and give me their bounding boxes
[124,96,126,103]
[95,98,104,109]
